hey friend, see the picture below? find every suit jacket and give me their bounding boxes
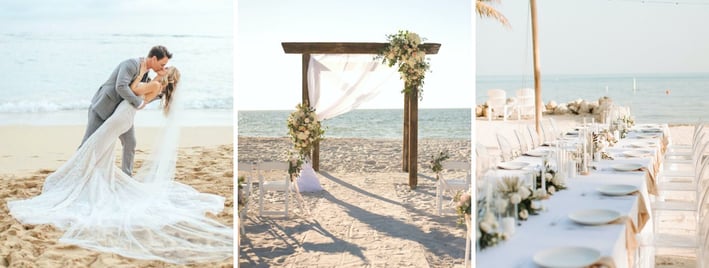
[90,57,146,120]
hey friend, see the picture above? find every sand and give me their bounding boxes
[0,125,234,267]
[475,114,697,268]
[237,137,472,267]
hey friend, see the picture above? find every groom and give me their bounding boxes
[80,45,173,176]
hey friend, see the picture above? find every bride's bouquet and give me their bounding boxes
[287,102,325,159]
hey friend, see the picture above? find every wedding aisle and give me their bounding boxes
[238,137,471,267]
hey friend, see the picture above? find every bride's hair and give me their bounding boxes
[162,67,180,115]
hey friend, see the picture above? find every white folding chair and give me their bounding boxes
[514,88,535,120]
[435,161,471,216]
[486,89,511,121]
[237,161,257,234]
[257,161,291,217]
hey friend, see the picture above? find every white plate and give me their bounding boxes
[637,133,659,139]
[611,163,644,171]
[597,184,638,196]
[622,150,647,158]
[629,141,655,148]
[568,209,622,225]
[525,151,548,157]
[497,162,529,170]
[533,246,602,268]
[641,128,663,133]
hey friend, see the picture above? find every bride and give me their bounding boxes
[7,63,233,264]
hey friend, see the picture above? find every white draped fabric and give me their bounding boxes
[307,54,397,121]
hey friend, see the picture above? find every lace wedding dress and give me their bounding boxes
[7,99,233,264]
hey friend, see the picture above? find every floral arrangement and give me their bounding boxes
[454,191,472,226]
[535,161,567,195]
[287,102,325,158]
[614,115,635,139]
[376,30,431,99]
[238,175,248,210]
[495,176,540,221]
[593,130,616,160]
[287,153,304,180]
[429,150,451,179]
[477,201,506,250]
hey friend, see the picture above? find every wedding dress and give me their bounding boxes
[7,98,233,264]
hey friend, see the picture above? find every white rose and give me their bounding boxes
[545,173,553,181]
[297,132,308,140]
[509,193,521,205]
[548,185,556,194]
[534,189,547,199]
[479,221,492,233]
[531,201,541,210]
[518,187,531,199]
[519,209,529,220]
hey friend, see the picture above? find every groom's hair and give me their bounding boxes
[148,45,173,60]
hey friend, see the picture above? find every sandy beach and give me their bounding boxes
[475,114,696,268]
[237,136,472,267]
[0,125,234,267]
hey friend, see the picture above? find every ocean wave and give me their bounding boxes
[0,98,232,113]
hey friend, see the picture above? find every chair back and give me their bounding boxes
[496,133,515,161]
[514,129,529,153]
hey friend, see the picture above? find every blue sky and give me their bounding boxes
[477,0,709,76]
[0,0,232,36]
[237,0,473,110]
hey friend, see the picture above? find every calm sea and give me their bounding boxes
[238,108,471,140]
[476,73,709,124]
[0,32,232,126]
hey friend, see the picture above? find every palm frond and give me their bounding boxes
[476,0,511,28]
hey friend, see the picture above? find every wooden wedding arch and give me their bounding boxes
[282,42,441,189]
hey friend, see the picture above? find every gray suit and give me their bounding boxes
[80,57,146,176]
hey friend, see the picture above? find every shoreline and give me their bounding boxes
[0,125,233,176]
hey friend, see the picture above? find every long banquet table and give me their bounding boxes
[476,124,668,268]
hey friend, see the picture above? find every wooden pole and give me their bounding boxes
[530,0,543,136]
[402,93,410,172]
[302,54,320,171]
[408,91,418,189]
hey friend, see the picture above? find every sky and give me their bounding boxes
[0,0,232,36]
[237,0,473,110]
[476,0,709,76]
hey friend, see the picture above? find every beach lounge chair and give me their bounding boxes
[485,89,511,121]
[435,161,471,216]
[256,161,291,217]
[514,88,535,120]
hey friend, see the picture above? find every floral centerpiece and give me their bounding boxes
[593,130,617,160]
[535,161,567,196]
[287,102,325,159]
[614,115,635,139]
[476,200,506,250]
[496,176,540,221]
[454,191,472,226]
[429,150,451,180]
[376,30,431,99]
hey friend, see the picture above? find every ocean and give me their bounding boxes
[0,32,232,126]
[238,108,471,140]
[476,73,709,125]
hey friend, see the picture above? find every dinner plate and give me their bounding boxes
[622,150,647,158]
[533,246,602,268]
[629,141,655,148]
[524,151,548,157]
[641,128,663,133]
[568,209,622,225]
[610,163,644,171]
[637,133,659,139]
[597,184,638,196]
[497,162,529,170]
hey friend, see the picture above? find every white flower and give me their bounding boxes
[531,201,541,210]
[519,209,528,220]
[534,189,547,199]
[548,185,556,194]
[479,221,492,233]
[518,187,531,199]
[545,173,553,181]
[509,193,521,205]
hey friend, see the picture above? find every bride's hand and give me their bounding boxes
[139,60,148,77]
